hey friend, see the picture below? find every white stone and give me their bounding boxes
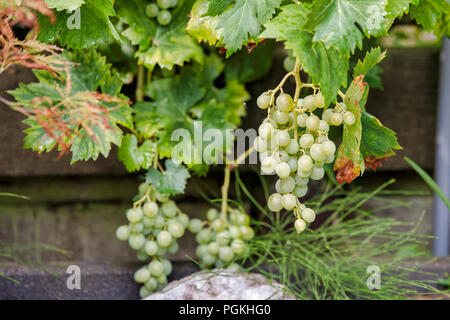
[144,269,294,300]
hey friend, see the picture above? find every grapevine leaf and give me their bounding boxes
[334,75,367,184]
[225,40,275,83]
[360,111,402,171]
[22,118,58,152]
[145,160,190,196]
[38,0,119,49]
[217,0,281,56]
[8,49,132,163]
[135,54,249,175]
[410,0,450,37]
[118,134,156,172]
[386,0,417,18]
[119,0,204,70]
[187,0,224,46]
[261,4,348,106]
[306,0,388,55]
[44,0,85,11]
[206,0,233,15]
[353,46,386,77]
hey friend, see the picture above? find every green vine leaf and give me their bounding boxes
[386,0,417,18]
[118,134,156,172]
[145,160,190,196]
[353,46,386,78]
[134,54,248,175]
[44,0,85,11]
[225,40,275,83]
[361,112,402,170]
[187,0,223,46]
[216,0,281,56]
[118,0,204,70]
[38,0,119,49]
[8,49,132,163]
[261,4,348,106]
[306,0,388,55]
[206,0,233,15]
[410,0,450,37]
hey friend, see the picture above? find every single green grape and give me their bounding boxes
[143,201,158,218]
[144,277,158,291]
[148,260,164,277]
[157,230,172,248]
[189,218,203,233]
[162,201,177,218]
[157,0,172,9]
[144,240,158,256]
[167,240,179,254]
[162,259,173,276]
[145,3,159,18]
[139,286,152,298]
[168,221,184,238]
[207,242,220,256]
[219,246,234,263]
[157,10,172,26]
[240,226,255,241]
[206,208,219,221]
[129,233,146,250]
[134,268,151,283]
[126,207,143,223]
[116,225,130,241]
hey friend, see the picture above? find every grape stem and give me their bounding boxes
[0,96,12,106]
[338,90,346,100]
[292,58,302,140]
[226,146,255,166]
[134,185,153,207]
[220,165,231,226]
[136,65,145,102]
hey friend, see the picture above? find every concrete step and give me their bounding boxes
[0,261,200,300]
[0,258,449,300]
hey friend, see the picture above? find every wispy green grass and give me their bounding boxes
[405,156,450,210]
[229,167,446,300]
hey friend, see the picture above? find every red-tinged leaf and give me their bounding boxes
[335,157,361,184]
[0,3,63,76]
[333,75,367,184]
[364,156,387,171]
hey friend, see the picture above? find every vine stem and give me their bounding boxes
[220,165,231,225]
[292,58,302,140]
[267,70,296,118]
[0,96,12,106]
[225,146,255,166]
[136,65,145,102]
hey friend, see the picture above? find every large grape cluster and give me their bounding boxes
[255,88,355,234]
[115,182,189,298]
[189,207,254,268]
[145,0,178,26]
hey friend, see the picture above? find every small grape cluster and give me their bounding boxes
[189,207,254,268]
[115,182,189,298]
[255,86,355,234]
[145,0,178,26]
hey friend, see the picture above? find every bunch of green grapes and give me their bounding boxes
[145,0,178,26]
[255,87,354,233]
[115,182,189,298]
[188,207,254,268]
